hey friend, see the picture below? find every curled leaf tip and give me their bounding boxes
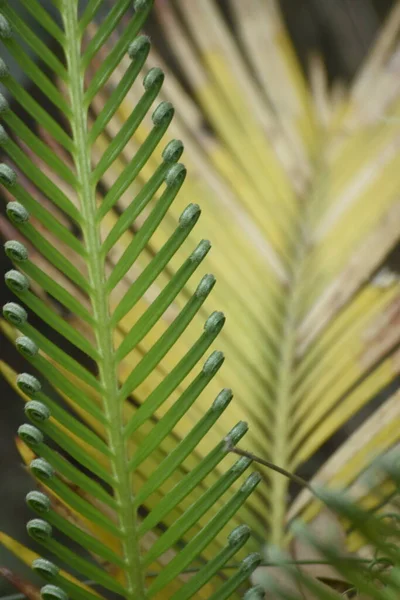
[228,524,251,547]
[226,421,248,446]
[0,166,17,188]
[0,123,8,144]
[25,400,51,423]
[18,423,44,446]
[4,240,29,262]
[0,91,9,112]
[3,301,28,326]
[127,34,150,59]
[5,269,30,293]
[0,58,9,78]
[16,336,39,358]
[162,139,184,163]
[165,162,186,187]
[202,350,224,376]
[26,490,51,514]
[29,458,55,481]
[25,400,51,426]
[27,518,52,542]
[152,100,174,126]
[143,66,164,90]
[40,584,68,600]
[204,310,225,334]
[179,203,201,228]
[240,553,262,575]
[232,456,252,473]
[195,273,215,297]
[133,0,151,11]
[0,14,12,39]
[241,473,262,493]
[190,240,211,264]
[17,373,41,396]
[32,559,59,581]
[7,201,30,223]
[212,388,233,412]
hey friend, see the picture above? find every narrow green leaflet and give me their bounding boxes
[0,1,259,599]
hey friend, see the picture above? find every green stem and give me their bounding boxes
[266,147,330,546]
[227,445,313,494]
[61,3,145,598]
[267,166,323,545]
[269,235,308,546]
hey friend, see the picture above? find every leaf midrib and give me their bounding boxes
[268,185,319,545]
[62,2,145,598]
[269,234,308,545]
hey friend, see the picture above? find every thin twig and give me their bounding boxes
[226,442,316,494]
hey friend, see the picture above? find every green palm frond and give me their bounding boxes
[0,1,263,598]
[80,0,400,551]
[1,0,400,599]
[153,0,400,527]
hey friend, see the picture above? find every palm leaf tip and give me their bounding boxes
[1,166,18,187]
[0,1,260,598]
[3,301,28,326]
[41,585,68,600]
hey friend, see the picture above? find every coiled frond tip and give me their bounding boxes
[26,490,51,514]
[5,269,29,293]
[4,240,29,262]
[40,584,68,600]
[2,302,28,326]
[17,373,41,396]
